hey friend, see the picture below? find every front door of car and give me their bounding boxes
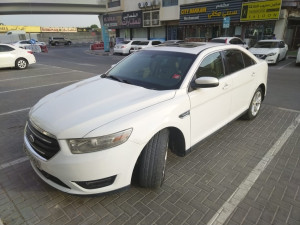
[188,51,232,146]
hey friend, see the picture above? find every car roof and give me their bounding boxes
[143,42,233,55]
[212,37,239,40]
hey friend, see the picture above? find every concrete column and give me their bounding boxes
[98,15,110,52]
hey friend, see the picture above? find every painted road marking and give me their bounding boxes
[0,108,30,116]
[207,114,300,225]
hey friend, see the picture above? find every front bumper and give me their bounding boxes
[113,48,129,55]
[253,54,277,64]
[24,133,142,195]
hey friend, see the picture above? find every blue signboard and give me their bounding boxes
[223,17,230,28]
[102,26,110,52]
[180,0,242,25]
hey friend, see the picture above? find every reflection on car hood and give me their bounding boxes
[249,48,279,55]
[30,76,176,138]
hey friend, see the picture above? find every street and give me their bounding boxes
[0,47,299,225]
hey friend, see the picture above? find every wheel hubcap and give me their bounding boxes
[18,60,26,68]
[251,91,262,116]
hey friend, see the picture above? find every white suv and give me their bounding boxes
[24,43,268,195]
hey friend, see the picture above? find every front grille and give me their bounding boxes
[25,121,60,160]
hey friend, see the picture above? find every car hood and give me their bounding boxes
[30,76,176,139]
[249,48,279,55]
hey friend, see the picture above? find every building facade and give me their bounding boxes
[105,0,300,48]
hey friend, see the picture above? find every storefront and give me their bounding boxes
[240,0,282,47]
[103,10,145,40]
[179,0,243,41]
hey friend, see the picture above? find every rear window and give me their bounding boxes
[132,41,140,45]
[121,41,130,44]
[210,39,226,43]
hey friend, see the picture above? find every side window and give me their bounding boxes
[223,50,245,75]
[236,38,244,44]
[195,52,224,79]
[0,45,14,52]
[242,52,256,68]
[152,41,161,45]
[229,39,236,44]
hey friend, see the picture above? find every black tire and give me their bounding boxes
[138,129,169,188]
[242,87,263,120]
[15,58,28,69]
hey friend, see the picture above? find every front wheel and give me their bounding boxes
[242,87,263,120]
[15,58,28,69]
[138,129,169,188]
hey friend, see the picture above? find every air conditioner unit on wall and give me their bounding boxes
[153,0,160,6]
[138,2,145,8]
[145,1,152,7]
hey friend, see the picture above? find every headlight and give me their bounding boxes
[68,128,132,154]
[267,52,277,56]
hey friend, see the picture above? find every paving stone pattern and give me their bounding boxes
[0,105,299,225]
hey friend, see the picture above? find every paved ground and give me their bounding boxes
[0,48,299,225]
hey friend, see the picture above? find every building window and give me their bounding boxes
[162,0,178,7]
[108,0,120,8]
[143,11,160,27]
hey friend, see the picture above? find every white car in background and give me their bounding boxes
[210,37,249,49]
[0,44,36,69]
[249,40,288,65]
[130,40,162,53]
[24,43,267,195]
[113,40,140,55]
[14,40,46,48]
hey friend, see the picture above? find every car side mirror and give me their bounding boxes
[191,77,219,89]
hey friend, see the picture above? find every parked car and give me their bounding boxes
[162,40,184,45]
[113,40,140,55]
[210,37,249,49]
[249,39,288,65]
[296,47,300,65]
[130,40,162,53]
[0,44,36,69]
[24,43,267,195]
[49,37,72,46]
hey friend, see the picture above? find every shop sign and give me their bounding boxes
[103,10,143,29]
[240,0,282,22]
[180,0,242,25]
[41,27,77,33]
[223,17,230,28]
[0,25,41,33]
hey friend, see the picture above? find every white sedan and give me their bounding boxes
[249,40,288,65]
[129,40,162,53]
[0,44,36,69]
[210,37,249,49]
[24,43,267,195]
[113,40,140,55]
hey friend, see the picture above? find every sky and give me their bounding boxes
[0,14,101,27]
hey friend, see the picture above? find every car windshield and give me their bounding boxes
[254,41,279,48]
[210,39,226,43]
[106,50,196,90]
[138,41,149,45]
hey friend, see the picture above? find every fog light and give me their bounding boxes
[74,175,116,189]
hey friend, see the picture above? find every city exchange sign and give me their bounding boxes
[179,0,242,25]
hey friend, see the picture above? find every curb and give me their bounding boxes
[85,50,114,56]
[287,55,297,59]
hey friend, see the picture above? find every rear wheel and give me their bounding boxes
[242,87,262,120]
[15,58,28,69]
[138,129,169,188]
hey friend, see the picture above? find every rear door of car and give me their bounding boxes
[0,45,16,68]
[188,50,232,146]
[222,49,258,118]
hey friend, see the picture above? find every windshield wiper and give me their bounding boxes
[106,75,132,85]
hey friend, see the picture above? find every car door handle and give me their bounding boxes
[251,72,255,77]
[223,83,229,90]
